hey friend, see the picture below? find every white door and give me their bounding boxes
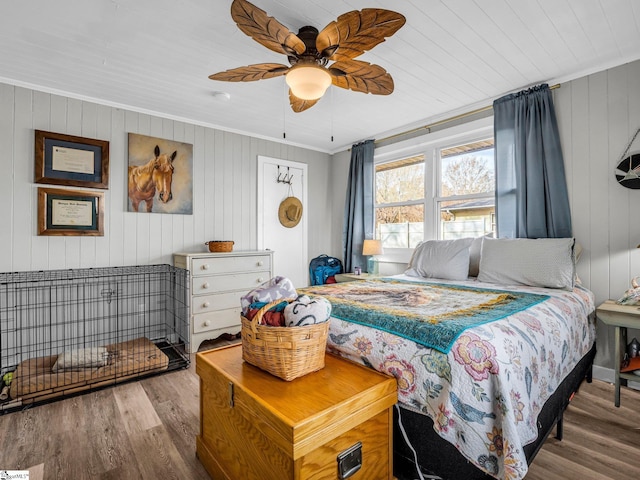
[257,156,308,288]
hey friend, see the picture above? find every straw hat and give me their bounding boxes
[278,196,303,228]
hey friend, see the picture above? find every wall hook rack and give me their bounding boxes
[277,166,293,185]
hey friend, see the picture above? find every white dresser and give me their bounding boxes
[173,250,273,353]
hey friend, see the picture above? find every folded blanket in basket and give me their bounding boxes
[52,347,109,372]
[247,301,288,326]
[284,295,332,327]
[241,276,297,316]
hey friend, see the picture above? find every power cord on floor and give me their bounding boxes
[395,404,443,480]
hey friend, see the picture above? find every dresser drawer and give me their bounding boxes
[192,255,271,276]
[191,271,270,295]
[193,309,241,334]
[192,291,246,314]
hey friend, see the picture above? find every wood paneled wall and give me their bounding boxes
[0,83,331,273]
[555,59,640,371]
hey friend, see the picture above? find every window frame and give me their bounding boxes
[373,117,494,257]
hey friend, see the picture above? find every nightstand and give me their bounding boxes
[335,273,380,283]
[596,300,640,407]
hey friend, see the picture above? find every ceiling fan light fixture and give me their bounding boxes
[285,64,332,100]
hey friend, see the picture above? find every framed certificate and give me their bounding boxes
[37,187,105,236]
[35,130,109,189]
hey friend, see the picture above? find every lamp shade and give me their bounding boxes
[285,65,332,100]
[362,239,383,256]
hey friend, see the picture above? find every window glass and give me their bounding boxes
[375,154,425,248]
[375,155,425,204]
[376,205,424,248]
[438,140,495,239]
[440,141,495,197]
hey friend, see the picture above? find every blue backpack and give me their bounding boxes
[309,254,343,285]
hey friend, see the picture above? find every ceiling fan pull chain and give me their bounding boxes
[331,87,334,142]
[283,78,287,139]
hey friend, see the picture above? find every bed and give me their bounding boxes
[10,337,169,405]
[300,237,596,480]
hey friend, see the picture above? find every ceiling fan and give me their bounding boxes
[209,0,406,113]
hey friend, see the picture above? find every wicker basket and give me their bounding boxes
[205,240,234,252]
[241,300,329,381]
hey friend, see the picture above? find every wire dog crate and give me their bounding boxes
[0,264,190,412]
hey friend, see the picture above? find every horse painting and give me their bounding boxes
[128,145,177,212]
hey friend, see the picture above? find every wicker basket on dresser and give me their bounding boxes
[173,250,273,353]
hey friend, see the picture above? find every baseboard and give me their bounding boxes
[593,365,640,391]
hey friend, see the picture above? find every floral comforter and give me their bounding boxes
[324,275,596,480]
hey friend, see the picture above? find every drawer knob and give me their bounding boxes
[201,264,209,270]
[204,320,211,327]
[203,301,210,308]
[202,282,210,289]
[257,277,264,283]
[257,261,264,267]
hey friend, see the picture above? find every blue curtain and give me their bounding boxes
[493,84,572,238]
[343,140,375,273]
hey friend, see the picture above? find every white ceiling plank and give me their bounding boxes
[0,0,639,152]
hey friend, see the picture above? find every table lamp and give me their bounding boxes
[362,239,383,274]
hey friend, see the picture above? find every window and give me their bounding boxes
[437,139,495,240]
[375,155,425,248]
[374,133,495,249]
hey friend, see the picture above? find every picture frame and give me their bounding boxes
[35,130,109,189]
[37,187,105,236]
[127,133,193,214]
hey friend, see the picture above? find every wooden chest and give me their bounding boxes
[196,345,397,480]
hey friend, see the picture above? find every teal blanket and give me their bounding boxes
[299,278,548,354]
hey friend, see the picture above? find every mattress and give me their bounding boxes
[312,275,596,480]
[10,337,169,400]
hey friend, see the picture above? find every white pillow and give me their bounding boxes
[52,347,109,372]
[468,236,483,277]
[405,238,472,280]
[477,237,576,290]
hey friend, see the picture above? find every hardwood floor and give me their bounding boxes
[525,379,640,480]
[0,348,638,480]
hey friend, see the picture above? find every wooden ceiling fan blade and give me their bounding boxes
[316,9,406,61]
[231,0,306,56]
[330,60,394,95]
[209,63,289,82]
[289,91,319,113]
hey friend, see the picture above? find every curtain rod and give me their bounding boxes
[372,83,561,147]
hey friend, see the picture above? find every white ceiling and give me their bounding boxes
[1,0,639,153]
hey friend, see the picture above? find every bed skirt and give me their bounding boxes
[393,342,597,480]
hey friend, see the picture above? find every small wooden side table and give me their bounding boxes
[596,300,640,407]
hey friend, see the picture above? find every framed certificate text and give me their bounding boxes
[37,187,105,236]
[35,130,109,189]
